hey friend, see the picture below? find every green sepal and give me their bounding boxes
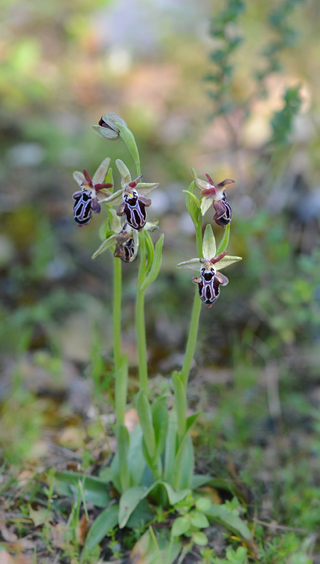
[202,224,216,259]
[140,234,164,291]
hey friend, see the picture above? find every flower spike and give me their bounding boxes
[72,158,113,227]
[178,224,241,308]
[192,169,234,227]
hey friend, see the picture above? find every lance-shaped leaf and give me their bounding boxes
[184,178,201,225]
[92,234,117,259]
[136,390,156,460]
[92,157,111,185]
[215,255,242,270]
[202,224,216,259]
[217,222,230,254]
[141,234,164,291]
[177,258,201,271]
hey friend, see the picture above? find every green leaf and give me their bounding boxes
[144,231,155,273]
[126,498,155,529]
[190,511,209,529]
[164,410,178,485]
[173,434,194,490]
[119,486,149,528]
[152,396,169,459]
[172,516,190,537]
[184,181,201,228]
[202,224,216,259]
[216,222,230,254]
[105,166,113,187]
[172,371,186,438]
[54,472,110,508]
[128,424,146,487]
[205,504,251,540]
[192,531,208,546]
[195,497,211,513]
[186,411,200,433]
[130,529,181,564]
[216,255,242,271]
[119,481,190,529]
[136,391,156,460]
[82,503,118,553]
[141,234,164,291]
[116,423,130,492]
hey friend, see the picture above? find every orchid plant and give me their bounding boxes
[68,113,248,560]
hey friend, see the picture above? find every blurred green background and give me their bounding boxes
[0,0,320,558]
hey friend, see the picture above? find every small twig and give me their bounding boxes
[253,518,315,535]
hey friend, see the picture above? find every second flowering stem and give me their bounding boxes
[136,230,148,395]
[180,222,203,387]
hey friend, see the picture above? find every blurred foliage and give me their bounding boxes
[0,0,320,561]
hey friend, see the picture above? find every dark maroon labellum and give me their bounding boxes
[213,192,232,227]
[72,189,93,226]
[114,237,135,262]
[193,264,228,308]
[117,188,151,231]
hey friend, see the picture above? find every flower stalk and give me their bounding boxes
[136,230,148,394]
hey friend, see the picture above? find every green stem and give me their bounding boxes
[136,231,148,394]
[113,256,122,373]
[180,223,203,387]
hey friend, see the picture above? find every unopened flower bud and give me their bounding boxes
[92,112,128,140]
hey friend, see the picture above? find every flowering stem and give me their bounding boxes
[180,223,203,387]
[113,256,122,372]
[136,230,148,394]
